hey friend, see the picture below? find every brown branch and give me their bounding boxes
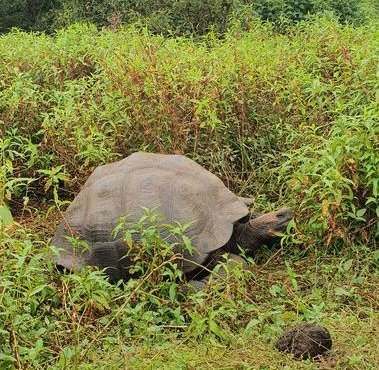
[7,324,22,370]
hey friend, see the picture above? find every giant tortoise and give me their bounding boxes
[52,152,294,289]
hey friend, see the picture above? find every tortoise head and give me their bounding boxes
[246,208,294,246]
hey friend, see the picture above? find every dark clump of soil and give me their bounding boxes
[275,324,332,359]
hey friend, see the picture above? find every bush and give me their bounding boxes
[0,0,375,34]
[253,0,365,25]
[0,0,58,33]
[0,18,377,248]
[50,0,372,33]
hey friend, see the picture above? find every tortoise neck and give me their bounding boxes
[225,222,261,254]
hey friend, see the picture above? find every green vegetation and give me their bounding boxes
[1,18,377,246]
[0,13,378,370]
[1,0,377,34]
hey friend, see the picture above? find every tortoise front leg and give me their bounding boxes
[188,253,249,291]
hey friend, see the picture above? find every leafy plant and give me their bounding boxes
[1,0,375,34]
[0,17,378,369]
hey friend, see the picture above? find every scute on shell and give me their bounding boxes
[52,153,249,276]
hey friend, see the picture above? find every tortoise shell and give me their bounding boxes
[52,152,248,280]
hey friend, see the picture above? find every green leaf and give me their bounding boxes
[245,318,260,332]
[209,319,228,341]
[352,277,365,284]
[0,205,13,227]
[356,208,366,218]
[29,285,48,296]
[343,259,353,271]
[280,310,298,322]
[372,250,379,263]
[169,284,176,302]
[0,353,16,364]
[365,197,376,205]
[335,287,352,297]
[269,284,282,296]
[124,230,133,248]
[182,235,194,253]
[372,178,378,197]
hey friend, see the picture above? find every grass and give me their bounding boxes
[1,209,378,369]
[84,317,378,369]
[0,15,378,369]
[79,255,379,370]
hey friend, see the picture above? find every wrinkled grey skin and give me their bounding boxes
[226,208,294,253]
[187,208,294,290]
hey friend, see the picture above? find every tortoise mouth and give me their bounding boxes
[249,208,294,236]
[269,223,290,236]
[275,208,294,229]
[276,219,292,231]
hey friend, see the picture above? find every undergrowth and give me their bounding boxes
[0,213,378,369]
[0,16,378,369]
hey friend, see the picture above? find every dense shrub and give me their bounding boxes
[0,19,377,248]
[0,0,58,33]
[130,0,241,35]
[0,0,376,34]
[253,0,365,25]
